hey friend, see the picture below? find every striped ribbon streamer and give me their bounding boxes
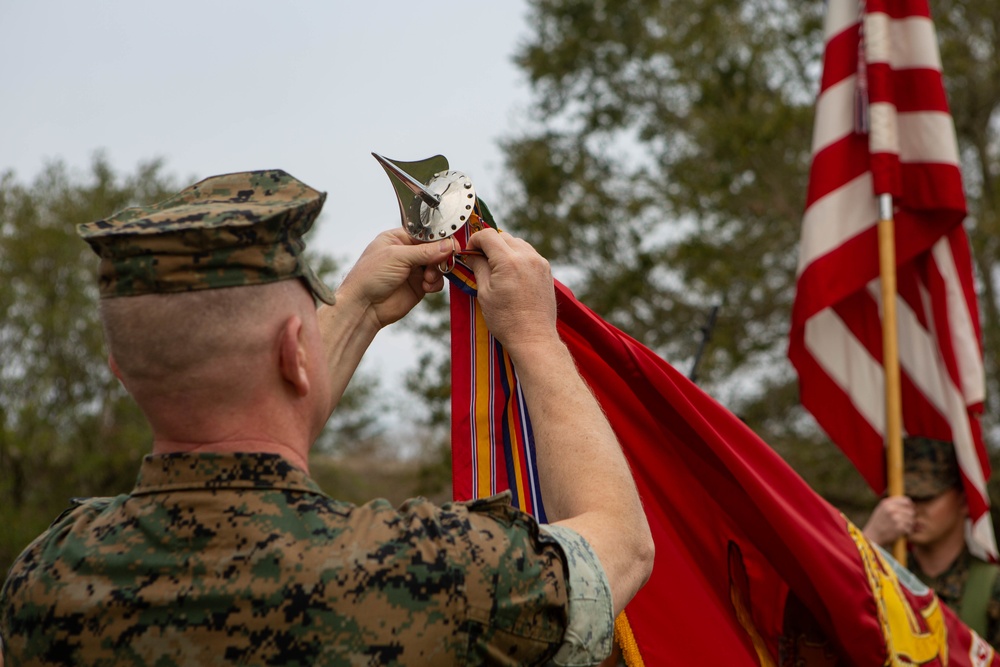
[448,209,547,521]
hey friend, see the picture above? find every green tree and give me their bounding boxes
[399,291,456,499]
[0,156,178,572]
[505,0,821,382]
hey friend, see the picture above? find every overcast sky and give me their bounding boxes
[1,1,537,426]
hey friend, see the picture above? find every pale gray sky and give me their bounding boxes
[1,1,536,421]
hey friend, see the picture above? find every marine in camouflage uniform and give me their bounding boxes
[908,547,1000,647]
[864,436,1000,647]
[0,171,648,665]
[2,453,597,664]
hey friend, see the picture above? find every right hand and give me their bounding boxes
[862,496,915,548]
[462,230,559,351]
[334,229,453,329]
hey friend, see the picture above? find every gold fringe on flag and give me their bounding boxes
[614,611,645,667]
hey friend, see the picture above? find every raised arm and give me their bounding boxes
[463,229,654,616]
[317,229,453,415]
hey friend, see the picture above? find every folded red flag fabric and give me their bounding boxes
[449,223,997,664]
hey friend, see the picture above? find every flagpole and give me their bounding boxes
[877,193,907,565]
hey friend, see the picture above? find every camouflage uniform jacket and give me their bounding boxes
[1,452,612,666]
[909,547,1000,647]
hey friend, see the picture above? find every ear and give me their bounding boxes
[278,316,311,397]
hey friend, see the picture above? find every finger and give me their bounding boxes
[422,263,443,284]
[467,228,512,255]
[390,239,454,269]
[421,264,446,291]
[423,274,446,293]
[462,252,489,277]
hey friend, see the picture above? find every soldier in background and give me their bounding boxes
[0,171,654,665]
[863,436,1000,646]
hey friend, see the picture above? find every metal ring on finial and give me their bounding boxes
[372,153,476,243]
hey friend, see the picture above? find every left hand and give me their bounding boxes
[335,229,454,328]
[462,229,558,354]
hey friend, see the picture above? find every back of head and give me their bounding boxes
[99,280,311,390]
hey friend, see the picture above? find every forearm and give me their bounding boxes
[509,338,653,614]
[461,228,653,612]
[315,230,451,417]
[316,293,381,415]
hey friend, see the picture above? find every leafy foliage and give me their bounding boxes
[0,156,177,573]
[504,0,823,399]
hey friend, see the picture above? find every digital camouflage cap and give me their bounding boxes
[76,170,336,304]
[904,436,961,498]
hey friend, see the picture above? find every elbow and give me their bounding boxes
[635,522,655,586]
[614,521,654,612]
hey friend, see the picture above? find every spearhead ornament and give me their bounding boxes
[372,153,477,243]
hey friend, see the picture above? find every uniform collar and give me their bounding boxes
[132,452,326,496]
[911,547,972,604]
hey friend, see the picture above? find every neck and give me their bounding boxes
[132,372,320,477]
[912,534,966,577]
[144,394,316,475]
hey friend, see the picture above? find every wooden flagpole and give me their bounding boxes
[877,193,907,565]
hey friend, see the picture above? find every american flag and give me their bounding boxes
[788,0,996,559]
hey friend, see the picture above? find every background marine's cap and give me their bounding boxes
[904,436,961,499]
[76,170,336,305]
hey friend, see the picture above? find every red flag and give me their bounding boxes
[449,258,997,664]
[788,0,995,559]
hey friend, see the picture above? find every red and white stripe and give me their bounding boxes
[789,0,995,559]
